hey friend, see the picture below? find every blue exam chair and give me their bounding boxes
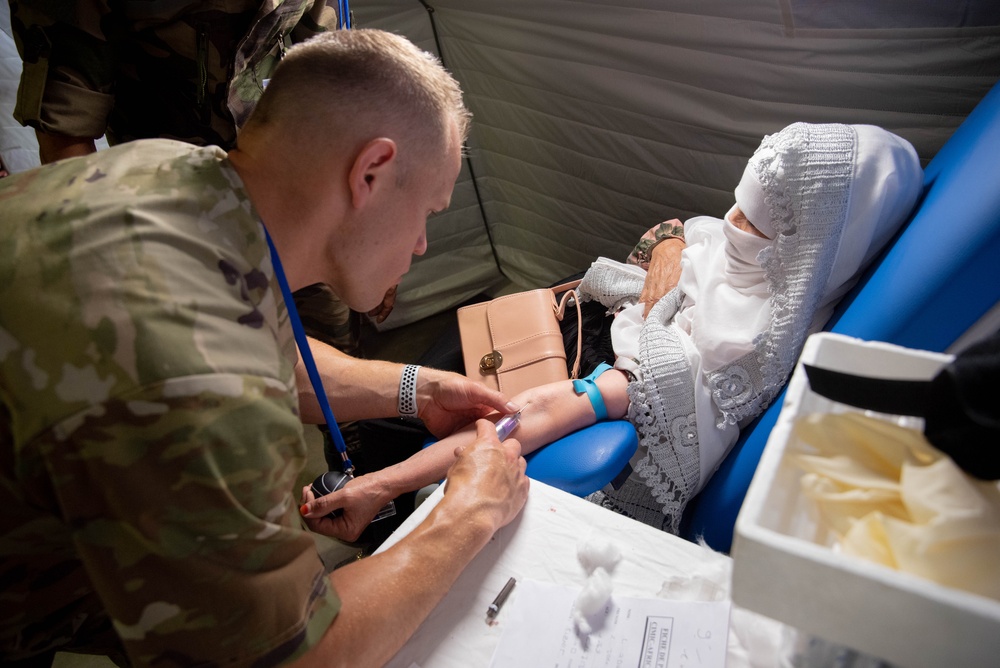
[531,79,1000,553]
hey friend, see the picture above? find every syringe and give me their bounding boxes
[495,407,524,440]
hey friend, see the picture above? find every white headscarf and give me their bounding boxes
[581,123,923,533]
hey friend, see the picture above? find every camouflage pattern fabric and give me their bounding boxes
[293,283,361,357]
[627,219,686,270]
[9,0,362,354]
[0,140,339,666]
[9,0,340,149]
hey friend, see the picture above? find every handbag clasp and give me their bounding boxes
[479,350,503,374]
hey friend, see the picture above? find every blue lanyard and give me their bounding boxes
[263,228,354,475]
[338,0,352,29]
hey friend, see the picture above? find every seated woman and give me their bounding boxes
[301,122,924,539]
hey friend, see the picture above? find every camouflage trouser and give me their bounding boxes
[292,283,361,356]
[1,608,130,667]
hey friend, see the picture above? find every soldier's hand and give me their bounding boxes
[415,367,520,438]
[440,419,529,531]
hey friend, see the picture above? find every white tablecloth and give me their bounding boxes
[376,480,790,668]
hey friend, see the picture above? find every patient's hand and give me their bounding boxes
[300,473,392,542]
[367,284,398,324]
[639,237,684,318]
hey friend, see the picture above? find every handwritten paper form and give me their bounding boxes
[489,579,729,668]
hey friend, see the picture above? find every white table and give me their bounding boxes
[376,480,789,668]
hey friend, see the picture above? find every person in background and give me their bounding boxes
[7,0,401,465]
[0,28,527,667]
[8,0,339,161]
[303,122,923,538]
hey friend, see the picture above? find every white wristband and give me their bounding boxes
[397,364,420,418]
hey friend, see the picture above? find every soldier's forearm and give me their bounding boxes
[295,336,402,423]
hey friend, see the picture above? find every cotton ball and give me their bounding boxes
[572,537,622,635]
[657,538,732,602]
[572,566,613,634]
[577,536,622,575]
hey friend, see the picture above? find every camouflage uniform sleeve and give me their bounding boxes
[39,374,339,666]
[9,0,116,138]
[626,218,686,270]
[227,0,340,132]
[290,1,341,42]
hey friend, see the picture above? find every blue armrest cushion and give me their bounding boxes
[525,420,638,497]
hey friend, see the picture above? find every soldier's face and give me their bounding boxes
[331,121,463,312]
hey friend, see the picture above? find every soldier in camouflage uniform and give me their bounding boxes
[8,0,340,158]
[0,29,528,667]
[8,0,388,445]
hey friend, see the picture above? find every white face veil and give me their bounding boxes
[734,123,924,331]
[580,122,923,533]
[682,123,921,432]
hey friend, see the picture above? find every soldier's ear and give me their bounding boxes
[348,138,398,209]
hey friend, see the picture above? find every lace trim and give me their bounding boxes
[580,123,859,529]
[707,123,857,427]
[590,291,701,534]
[578,260,647,314]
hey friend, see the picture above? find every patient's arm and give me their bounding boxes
[300,369,631,541]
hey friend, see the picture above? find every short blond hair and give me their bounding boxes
[244,29,470,169]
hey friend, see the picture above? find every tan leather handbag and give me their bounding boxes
[457,281,582,397]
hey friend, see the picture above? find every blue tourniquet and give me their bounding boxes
[572,362,613,422]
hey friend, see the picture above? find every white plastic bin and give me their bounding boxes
[731,332,1000,668]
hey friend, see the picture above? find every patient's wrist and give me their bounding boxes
[652,235,684,250]
[360,469,402,507]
